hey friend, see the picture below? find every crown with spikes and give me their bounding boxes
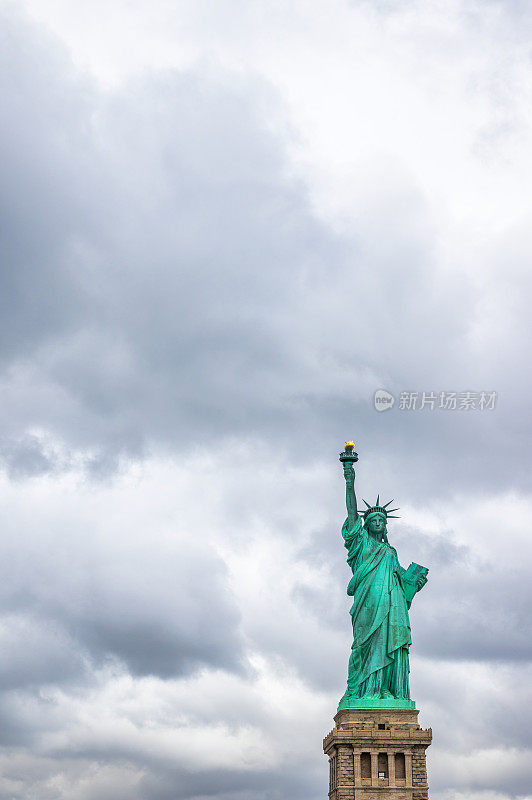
[360,495,400,520]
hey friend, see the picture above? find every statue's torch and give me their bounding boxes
[339,440,358,465]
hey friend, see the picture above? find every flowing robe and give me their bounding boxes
[342,516,411,699]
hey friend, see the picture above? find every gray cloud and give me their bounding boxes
[0,6,530,501]
[0,527,243,682]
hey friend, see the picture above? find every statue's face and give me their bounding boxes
[367,514,386,534]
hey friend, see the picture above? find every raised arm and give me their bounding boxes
[343,463,359,528]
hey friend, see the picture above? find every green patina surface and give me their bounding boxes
[337,697,416,710]
[338,449,428,712]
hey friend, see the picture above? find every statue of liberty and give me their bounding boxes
[338,442,428,710]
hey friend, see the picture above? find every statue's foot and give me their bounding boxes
[380,690,394,699]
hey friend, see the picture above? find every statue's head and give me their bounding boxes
[361,496,400,537]
[365,511,387,535]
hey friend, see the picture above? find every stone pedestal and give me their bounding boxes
[323,707,431,800]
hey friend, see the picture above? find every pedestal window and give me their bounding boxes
[378,752,388,778]
[395,752,406,779]
[360,752,371,779]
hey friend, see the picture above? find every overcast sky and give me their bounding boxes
[0,1,531,798]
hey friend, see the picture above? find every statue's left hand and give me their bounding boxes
[416,574,428,590]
